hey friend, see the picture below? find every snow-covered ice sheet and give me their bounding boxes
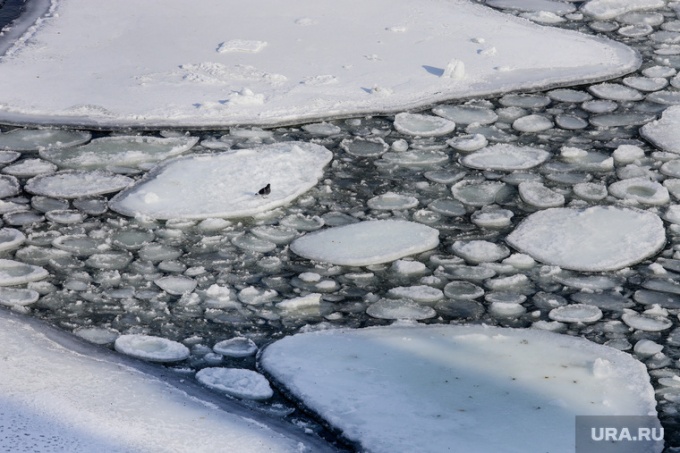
[506,206,665,272]
[0,0,639,128]
[0,309,336,452]
[110,142,332,220]
[260,324,662,453]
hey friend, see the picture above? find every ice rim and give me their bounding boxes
[0,307,341,452]
[0,0,641,130]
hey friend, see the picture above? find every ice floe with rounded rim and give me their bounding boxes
[0,129,91,151]
[196,368,273,400]
[641,105,680,154]
[367,192,419,210]
[26,170,133,198]
[507,206,665,271]
[110,142,332,219]
[154,275,197,295]
[608,177,670,205]
[366,298,437,320]
[0,259,48,286]
[0,228,25,252]
[519,181,565,208]
[581,0,665,20]
[290,220,439,266]
[0,287,40,306]
[393,113,456,137]
[40,135,199,170]
[432,105,498,125]
[213,337,258,358]
[460,144,550,171]
[452,240,510,263]
[260,324,661,453]
[114,334,190,362]
[549,304,603,323]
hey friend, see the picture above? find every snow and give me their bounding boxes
[0,310,333,453]
[506,206,665,272]
[196,368,273,400]
[114,334,190,363]
[290,220,439,266]
[110,142,332,220]
[40,136,199,170]
[260,324,661,453]
[460,144,550,171]
[0,0,639,128]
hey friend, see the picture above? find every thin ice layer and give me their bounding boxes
[506,206,665,271]
[260,324,661,453]
[290,220,440,266]
[0,310,334,452]
[109,142,332,220]
[0,0,639,127]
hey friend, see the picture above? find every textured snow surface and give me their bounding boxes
[0,0,639,127]
[290,220,440,266]
[110,142,332,219]
[0,310,335,453]
[506,206,666,271]
[261,324,661,453]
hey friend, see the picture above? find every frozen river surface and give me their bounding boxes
[0,0,678,451]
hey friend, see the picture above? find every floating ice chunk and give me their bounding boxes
[549,304,603,323]
[280,214,324,231]
[0,129,91,151]
[486,0,576,13]
[340,137,388,157]
[45,210,86,225]
[621,309,673,331]
[641,105,680,154]
[85,251,133,270]
[623,76,667,91]
[582,99,617,113]
[588,82,644,101]
[608,177,670,205]
[110,142,332,219]
[40,136,199,170]
[446,133,488,152]
[519,181,565,208]
[554,115,588,129]
[432,105,498,125]
[507,206,665,271]
[0,228,25,252]
[114,334,190,362]
[276,293,322,311]
[250,225,297,244]
[460,144,549,171]
[382,150,449,167]
[260,325,661,453]
[581,0,665,20]
[443,281,484,299]
[589,112,656,128]
[26,170,132,198]
[214,337,258,358]
[451,180,508,206]
[613,144,645,164]
[0,259,48,286]
[196,368,273,400]
[471,208,514,228]
[489,301,526,317]
[217,39,268,53]
[2,158,57,177]
[290,220,439,266]
[154,276,197,295]
[74,326,120,345]
[367,192,419,210]
[0,175,20,198]
[391,260,427,276]
[0,287,40,307]
[451,240,510,263]
[500,94,551,108]
[366,298,436,320]
[512,114,554,132]
[393,113,456,137]
[387,285,443,303]
[232,234,277,253]
[302,122,341,136]
[634,339,664,357]
[521,11,565,24]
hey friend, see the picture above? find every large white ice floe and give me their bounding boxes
[0,311,334,452]
[260,324,662,453]
[290,220,440,266]
[641,105,680,154]
[0,0,639,127]
[506,206,665,271]
[40,135,199,170]
[109,142,332,220]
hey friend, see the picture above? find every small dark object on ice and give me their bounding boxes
[258,183,271,196]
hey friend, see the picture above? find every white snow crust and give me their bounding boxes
[507,206,665,271]
[260,324,661,453]
[0,311,331,452]
[0,0,639,127]
[290,220,440,266]
[109,142,332,220]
